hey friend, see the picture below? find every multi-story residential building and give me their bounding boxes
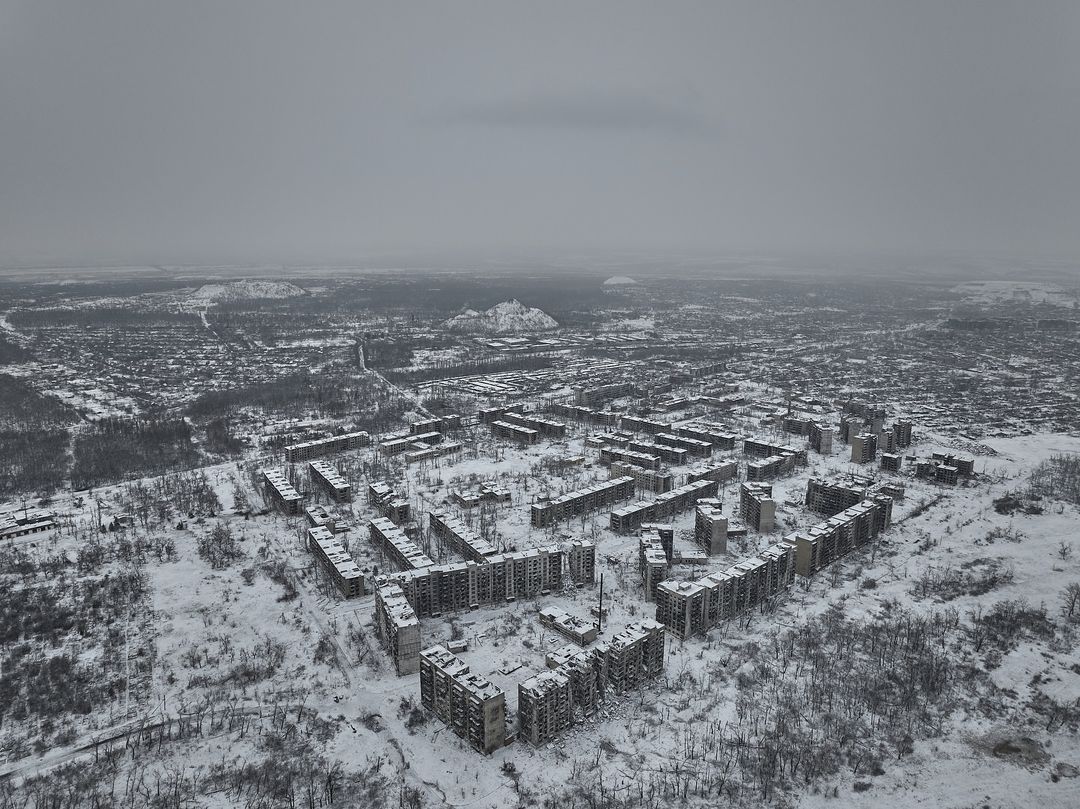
[379,430,443,457]
[639,534,669,602]
[499,410,568,439]
[609,462,674,494]
[599,446,662,471]
[368,481,410,524]
[684,460,738,485]
[490,420,540,445]
[419,646,506,754]
[538,606,598,645]
[618,415,670,435]
[694,498,728,555]
[850,432,878,464]
[654,432,712,459]
[746,453,798,482]
[655,541,797,639]
[805,476,869,516]
[530,477,635,528]
[892,419,913,448]
[369,517,433,570]
[739,481,775,533]
[609,479,717,534]
[880,453,902,472]
[309,459,352,502]
[284,430,370,463]
[675,423,739,450]
[374,582,421,674]
[808,422,834,454]
[786,497,892,577]
[307,526,364,598]
[262,469,303,515]
[428,511,497,563]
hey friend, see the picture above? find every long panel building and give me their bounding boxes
[284,430,370,463]
[609,478,717,534]
[787,497,892,577]
[655,541,797,640]
[428,511,498,563]
[309,460,352,502]
[530,477,635,528]
[262,469,303,515]
[307,526,364,598]
[369,517,433,571]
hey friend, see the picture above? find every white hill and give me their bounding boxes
[603,275,637,286]
[188,280,307,303]
[444,299,559,334]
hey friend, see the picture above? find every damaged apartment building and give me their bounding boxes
[420,646,506,754]
[518,620,666,746]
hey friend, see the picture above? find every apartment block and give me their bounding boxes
[746,453,797,482]
[284,430,370,463]
[530,476,635,528]
[743,438,807,464]
[599,620,666,694]
[675,423,739,450]
[685,460,738,485]
[808,422,834,455]
[850,432,878,464]
[654,541,797,639]
[610,461,674,494]
[893,419,914,448]
[617,414,671,435]
[499,410,568,439]
[787,497,891,577]
[641,522,674,561]
[307,526,364,598]
[805,476,868,516]
[880,453,902,473]
[428,511,498,563]
[374,582,421,674]
[419,646,506,754]
[654,432,712,459]
[599,446,662,471]
[379,430,443,456]
[639,534,669,601]
[404,440,463,465]
[627,439,688,466]
[490,420,540,445]
[566,539,597,585]
[381,543,581,619]
[368,481,410,524]
[573,381,635,407]
[584,407,620,426]
[369,516,433,571]
[309,459,352,502]
[538,606,598,645]
[305,504,335,532]
[931,452,975,477]
[609,479,717,534]
[739,481,776,533]
[518,668,573,746]
[694,498,728,555]
[262,469,303,515]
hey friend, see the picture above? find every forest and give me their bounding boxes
[70,417,202,491]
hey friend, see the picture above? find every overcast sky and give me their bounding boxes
[1,1,1078,267]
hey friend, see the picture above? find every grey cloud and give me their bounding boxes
[432,93,721,137]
